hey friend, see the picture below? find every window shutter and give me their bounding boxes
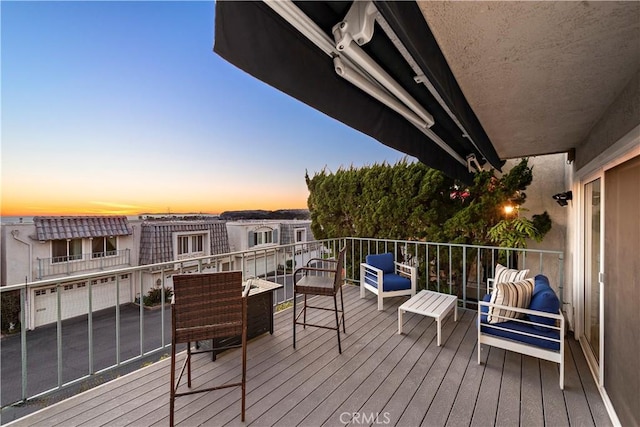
[248,231,255,248]
[273,229,278,244]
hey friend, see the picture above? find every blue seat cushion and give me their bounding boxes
[381,273,411,292]
[364,272,411,292]
[480,317,561,351]
[366,253,395,274]
[528,281,560,331]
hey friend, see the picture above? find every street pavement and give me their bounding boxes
[0,303,174,424]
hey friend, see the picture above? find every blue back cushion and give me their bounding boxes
[366,253,395,274]
[532,274,551,297]
[528,275,560,331]
[480,293,491,322]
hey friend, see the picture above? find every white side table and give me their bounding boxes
[398,290,458,346]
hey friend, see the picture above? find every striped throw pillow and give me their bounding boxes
[487,278,535,324]
[494,263,529,284]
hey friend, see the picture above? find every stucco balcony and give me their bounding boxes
[35,249,131,280]
[4,285,610,426]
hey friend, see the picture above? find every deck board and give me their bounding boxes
[5,285,611,427]
[398,310,472,427]
[496,350,523,426]
[471,346,505,426]
[567,339,612,427]
[563,341,597,427]
[422,314,477,426]
[541,358,570,426]
[520,356,544,426]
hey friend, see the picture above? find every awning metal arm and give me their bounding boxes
[264,0,473,169]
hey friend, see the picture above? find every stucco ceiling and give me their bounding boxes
[418,1,640,160]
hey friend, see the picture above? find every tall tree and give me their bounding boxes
[306,158,549,246]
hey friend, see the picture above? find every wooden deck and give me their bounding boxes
[7,285,611,426]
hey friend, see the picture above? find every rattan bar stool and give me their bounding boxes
[293,247,347,353]
[169,271,249,426]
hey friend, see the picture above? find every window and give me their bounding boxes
[192,235,203,252]
[249,228,277,247]
[91,236,117,258]
[64,284,74,290]
[176,233,207,259]
[295,228,306,243]
[35,289,47,296]
[52,239,82,263]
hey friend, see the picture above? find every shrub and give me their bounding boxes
[143,287,173,306]
[1,290,21,333]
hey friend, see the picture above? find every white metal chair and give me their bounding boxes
[360,252,416,310]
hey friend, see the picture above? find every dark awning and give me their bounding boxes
[213,1,503,183]
[33,216,133,241]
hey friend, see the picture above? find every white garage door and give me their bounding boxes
[34,275,131,328]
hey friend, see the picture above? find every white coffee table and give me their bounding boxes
[398,290,457,346]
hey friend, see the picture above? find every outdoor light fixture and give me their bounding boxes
[553,191,572,207]
[503,204,516,215]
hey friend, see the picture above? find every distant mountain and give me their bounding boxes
[219,209,310,220]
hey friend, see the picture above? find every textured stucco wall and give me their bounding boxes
[502,154,568,252]
[576,70,640,169]
[502,154,573,325]
[1,223,52,286]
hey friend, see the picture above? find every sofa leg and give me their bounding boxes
[378,295,383,311]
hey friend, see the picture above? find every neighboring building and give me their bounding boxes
[1,215,317,330]
[1,216,136,329]
[226,219,316,278]
[137,218,231,296]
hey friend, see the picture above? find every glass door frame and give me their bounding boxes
[578,172,604,386]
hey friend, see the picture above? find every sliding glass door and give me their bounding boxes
[583,177,602,366]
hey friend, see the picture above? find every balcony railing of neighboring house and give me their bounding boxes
[35,249,132,279]
[0,237,563,417]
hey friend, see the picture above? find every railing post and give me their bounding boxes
[558,253,565,305]
[115,277,121,365]
[20,285,28,402]
[88,277,94,374]
[448,245,453,295]
[139,269,144,356]
[462,246,467,309]
[161,268,165,348]
[56,282,63,388]
[425,244,429,291]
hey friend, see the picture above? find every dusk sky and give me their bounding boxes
[1,1,409,217]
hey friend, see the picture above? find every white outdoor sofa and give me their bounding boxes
[478,274,565,389]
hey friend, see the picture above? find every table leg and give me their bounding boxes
[454,304,457,322]
[437,318,441,346]
[398,308,404,334]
